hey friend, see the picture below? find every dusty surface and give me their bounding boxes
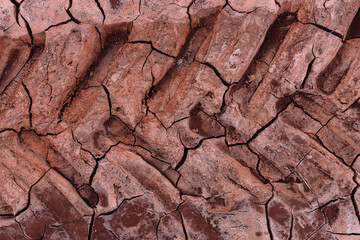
[0,0,360,239]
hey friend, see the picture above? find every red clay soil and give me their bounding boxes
[0,0,360,239]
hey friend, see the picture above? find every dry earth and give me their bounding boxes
[1,0,360,239]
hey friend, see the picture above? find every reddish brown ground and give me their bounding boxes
[0,0,360,239]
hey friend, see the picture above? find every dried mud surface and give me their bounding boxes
[1,0,360,239]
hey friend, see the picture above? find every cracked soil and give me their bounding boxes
[1,0,360,239]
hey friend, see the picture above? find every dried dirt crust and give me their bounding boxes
[1,0,360,239]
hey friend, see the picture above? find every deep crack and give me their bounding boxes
[94,0,106,22]
[102,84,112,116]
[300,45,316,89]
[21,82,33,128]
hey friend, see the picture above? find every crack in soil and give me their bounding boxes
[176,202,189,240]
[15,168,51,217]
[300,45,316,89]
[102,84,112,116]
[94,0,106,23]
[175,134,225,171]
[265,184,275,240]
[66,0,81,24]
[288,211,293,240]
[21,82,32,128]
[300,21,343,39]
